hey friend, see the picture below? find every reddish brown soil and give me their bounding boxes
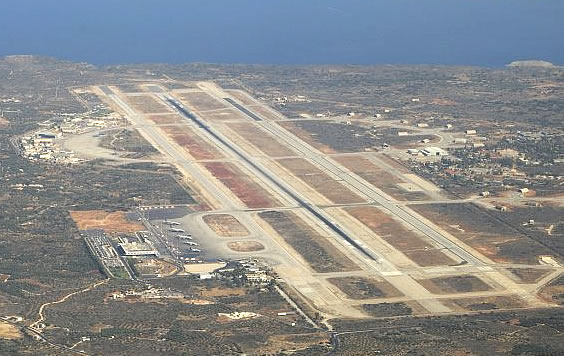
[161,125,224,160]
[70,210,142,233]
[203,162,280,208]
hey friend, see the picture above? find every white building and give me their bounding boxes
[422,147,448,156]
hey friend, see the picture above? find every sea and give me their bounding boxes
[1,0,563,67]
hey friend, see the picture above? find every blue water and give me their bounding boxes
[1,0,563,67]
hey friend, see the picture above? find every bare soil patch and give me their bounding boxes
[444,295,528,311]
[418,275,491,294]
[412,203,554,264]
[539,275,564,305]
[345,206,456,266]
[200,287,246,298]
[247,104,281,121]
[225,90,258,107]
[70,210,142,233]
[227,241,265,252]
[201,108,249,122]
[361,302,416,317]
[258,210,358,273]
[177,92,228,111]
[509,268,553,284]
[333,155,428,201]
[0,322,22,339]
[132,258,177,277]
[328,277,403,299]
[277,157,365,204]
[203,214,249,237]
[125,95,171,114]
[147,114,184,125]
[203,162,280,208]
[161,125,224,160]
[227,122,295,157]
[279,121,335,153]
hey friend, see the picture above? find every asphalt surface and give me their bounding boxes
[165,97,378,262]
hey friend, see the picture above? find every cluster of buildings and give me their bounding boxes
[17,108,122,164]
[111,287,184,300]
[273,94,310,105]
[215,259,273,286]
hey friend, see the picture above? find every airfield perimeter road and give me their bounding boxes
[195,85,548,310]
[200,84,484,267]
[98,84,548,317]
[160,92,457,314]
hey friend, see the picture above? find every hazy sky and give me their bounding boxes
[1,0,563,66]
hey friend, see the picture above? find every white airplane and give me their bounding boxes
[169,228,185,233]
[183,241,198,246]
[177,235,193,240]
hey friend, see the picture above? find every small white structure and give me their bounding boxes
[473,142,485,148]
[519,187,530,194]
[421,147,448,156]
[454,138,467,144]
[445,124,453,129]
[465,129,477,135]
[400,119,409,124]
[397,131,409,136]
[347,112,356,117]
[421,138,431,144]
[480,191,490,197]
[407,149,420,155]
[411,98,420,102]
[119,242,159,257]
[417,123,429,128]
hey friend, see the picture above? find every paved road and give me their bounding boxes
[252,119,484,266]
